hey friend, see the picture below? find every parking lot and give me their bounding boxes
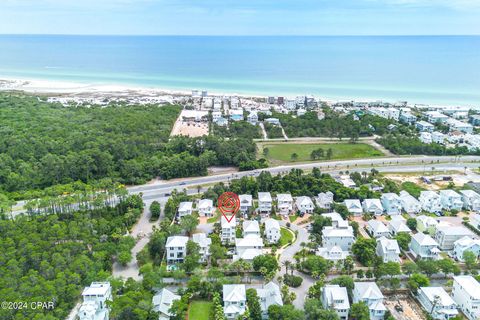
[384,294,426,320]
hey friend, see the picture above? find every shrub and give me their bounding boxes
[283,274,303,288]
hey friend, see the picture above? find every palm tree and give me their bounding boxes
[283,260,291,275]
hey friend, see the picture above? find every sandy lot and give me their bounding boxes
[171,120,209,137]
[385,295,426,320]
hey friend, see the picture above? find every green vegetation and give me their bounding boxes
[212,121,262,139]
[188,300,212,320]
[401,181,426,198]
[259,142,383,163]
[288,215,298,223]
[279,227,295,246]
[264,122,284,138]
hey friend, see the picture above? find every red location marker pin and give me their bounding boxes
[218,192,240,223]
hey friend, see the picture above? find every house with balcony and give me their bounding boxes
[256,282,283,319]
[460,190,480,211]
[152,288,180,320]
[419,191,443,214]
[435,225,475,250]
[233,235,264,261]
[388,220,411,236]
[322,212,346,228]
[452,276,480,320]
[192,233,212,263]
[439,190,463,211]
[317,246,349,261]
[178,201,193,218]
[452,236,480,262]
[381,193,402,215]
[198,199,214,217]
[295,196,315,215]
[417,287,458,320]
[276,193,293,215]
[78,282,112,320]
[223,284,246,320]
[221,216,237,245]
[322,225,355,252]
[344,199,363,216]
[376,236,401,263]
[166,236,189,264]
[322,285,350,320]
[243,220,261,237]
[366,220,390,238]
[258,192,273,215]
[399,190,422,214]
[362,199,384,215]
[239,194,253,215]
[416,120,435,132]
[409,232,441,260]
[264,218,280,244]
[416,215,439,235]
[353,282,386,320]
[316,191,334,209]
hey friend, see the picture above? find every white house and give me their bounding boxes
[321,212,346,228]
[239,194,253,214]
[221,216,237,245]
[452,276,480,320]
[452,236,480,262]
[322,285,350,320]
[247,111,258,125]
[416,120,435,132]
[316,191,334,209]
[416,215,439,235]
[353,282,386,320]
[78,282,112,320]
[264,218,281,244]
[166,236,189,264]
[366,220,390,238]
[152,288,180,320]
[470,213,480,230]
[409,232,441,260]
[178,201,193,218]
[223,284,246,319]
[417,287,459,320]
[295,196,315,215]
[256,282,283,319]
[381,193,403,215]
[344,199,363,216]
[376,236,401,263]
[460,190,480,211]
[439,190,463,211]
[388,220,411,235]
[322,225,355,252]
[425,111,449,123]
[420,191,443,214]
[192,233,212,263]
[198,199,215,217]
[420,132,432,144]
[243,220,261,237]
[276,193,293,215]
[234,235,264,261]
[435,225,475,251]
[399,190,422,214]
[317,246,349,261]
[362,199,384,215]
[432,131,446,144]
[258,192,273,215]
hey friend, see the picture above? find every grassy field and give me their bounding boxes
[188,301,212,320]
[279,227,295,247]
[259,142,383,163]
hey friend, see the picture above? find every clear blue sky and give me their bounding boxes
[1,0,479,35]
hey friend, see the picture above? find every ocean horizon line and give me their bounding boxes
[0,34,479,37]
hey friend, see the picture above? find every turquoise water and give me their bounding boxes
[0,35,478,105]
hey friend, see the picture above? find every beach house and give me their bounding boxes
[233,234,264,261]
[192,233,212,263]
[388,220,411,236]
[470,213,480,230]
[344,199,363,216]
[276,193,293,215]
[247,111,258,125]
[264,218,281,244]
[295,196,315,215]
[416,120,435,132]
[221,216,237,245]
[178,201,193,218]
[353,282,386,320]
[198,199,214,217]
[460,190,480,211]
[399,190,422,214]
[78,282,112,320]
[409,232,441,260]
[258,192,273,215]
[439,190,463,211]
[243,220,261,237]
[166,236,189,264]
[381,193,402,215]
[376,236,401,263]
[435,226,474,250]
[239,194,253,215]
[416,215,439,235]
[452,236,480,262]
[322,285,350,320]
[317,246,349,261]
[223,284,247,320]
[452,276,480,320]
[256,282,283,319]
[366,220,390,238]
[152,288,180,320]
[322,212,346,228]
[362,199,384,215]
[417,287,458,320]
[425,111,449,123]
[419,191,443,214]
[322,225,355,252]
[316,191,334,209]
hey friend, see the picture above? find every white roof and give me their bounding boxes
[152,288,180,316]
[412,232,439,246]
[389,220,411,233]
[321,212,345,223]
[363,198,383,208]
[82,282,111,296]
[354,282,384,300]
[178,201,193,211]
[382,193,400,201]
[344,199,362,209]
[166,236,189,247]
[257,282,283,312]
[233,248,263,261]
[296,196,313,207]
[223,284,246,302]
[377,236,400,254]
[323,226,354,238]
[221,215,237,228]
[436,225,473,237]
[198,199,213,209]
[367,220,389,233]
[265,218,280,231]
[420,190,439,198]
[417,215,438,226]
[258,192,272,202]
[243,220,260,233]
[277,193,293,202]
[460,189,480,198]
[419,287,456,308]
[454,276,480,299]
[454,236,480,248]
[239,194,253,206]
[192,233,212,247]
[317,246,349,260]
[235,235,264,248]
[323,285,350,309]
[440,189,461,197]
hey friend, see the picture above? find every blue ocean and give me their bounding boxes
[0,35,478,105]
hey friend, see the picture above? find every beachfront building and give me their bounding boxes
[221,216,237,245]
[435,226,474,251]
[198,199,215,217]
[243,220,260,237]
[376,236,401,263]
[409,232,441,260]
[353,282,386,320]
[381,193,402,215]
[152,288,180,320]
[416,215,439,235]
[452,236,480,262]
[322,285,350,320]
[366,220,390,238]
[78,282,112,320]
[416,121,435,132]
[417,287,458,320]
[439,190,463,211]
[399,190,422,214]
[276,193,293,215]
[460,190,480,211]
[362,199,384,215]
[344,199,363,216]
[256,282,283,319]
[178,201,193,218]
[452,276,480,320]
[295,196,315,215]
[166,236,188,264]
[239,194,253,215]
[420,191,443,214]
[223,284,246,320]
[316,191,334,209]
[192,233,212,263]
[388,220,411,236]
[264,218,281,244]
[258,192,273,215]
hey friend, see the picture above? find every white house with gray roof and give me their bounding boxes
[420,191,443,214]
[242,220,260,237]
[258,192,272,215]
[166,236,189,264]
[409,232,440,260]
[344,199,363,216]
[362,199,384,215]
[198,199,214,217]
[452,236,480,262]
[417,287,458,320]
[221,216,237,245]
[223,284,246,319]
[256,282,283,319]
[366,220,390,238]
[192,233,212,263]
[461,190,480,211]
[440,190,463,211]
[316,191,334,209]
[452,276,480,320]
[376,236,401,263]
[295,196,315,215]
[399,190,422,214]
[264,218,280,244]
[381,193,403,215]
[435,225,475,250]
[152,288,180,320]
[353,282,386,320]
[239,194,253,214]
[78,282,112,320]
[276,193,293,215]
[322,285,350,320]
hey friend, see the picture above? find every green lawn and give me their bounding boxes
[279,227,294,247]
[288,215,298,223]
[188,300,212,320]
[401,181,426,198]
[260,142,383,163]
[207,210,221,223]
